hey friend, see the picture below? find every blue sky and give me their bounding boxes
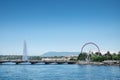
[0,0,120,55]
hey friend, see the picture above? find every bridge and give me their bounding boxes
[0,60,77,64]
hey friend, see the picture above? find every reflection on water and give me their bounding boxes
[85,65,92,80]
[0,64,120,80]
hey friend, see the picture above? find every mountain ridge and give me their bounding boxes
[41,51,80,57]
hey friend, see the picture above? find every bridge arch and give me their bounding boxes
[81,42,100,53]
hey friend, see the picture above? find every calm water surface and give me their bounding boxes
[0,64,120,80]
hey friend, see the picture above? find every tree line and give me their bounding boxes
[0,55,42,60]
[77,51,120,62]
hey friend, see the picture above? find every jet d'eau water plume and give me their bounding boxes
[22,41,28,61]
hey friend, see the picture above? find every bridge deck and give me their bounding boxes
[0,60,77,64]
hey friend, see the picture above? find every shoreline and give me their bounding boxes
[0,60,120,66]
[77,61,120,66]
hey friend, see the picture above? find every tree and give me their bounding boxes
[77,52,87,60]
[112,53,118,60]
[95,52,102,56]
[104,51,112,60]
[117,51,120,60]
[90,53,104,62]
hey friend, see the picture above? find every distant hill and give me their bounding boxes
[41,51,80,57]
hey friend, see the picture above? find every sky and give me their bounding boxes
[0,0,120,55]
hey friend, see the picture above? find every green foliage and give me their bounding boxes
[104,51,112,60]
[0,55,42,60]
[29,56,42,60]
[117,52,120,60]
[77,51,120,62]
[90,54,104,62]
[77,52,87,60]
[112,53,118,60]
[70,57,77,61]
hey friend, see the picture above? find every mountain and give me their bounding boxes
[41,51,80,57]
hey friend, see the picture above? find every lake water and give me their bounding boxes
[0,64,120,80]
